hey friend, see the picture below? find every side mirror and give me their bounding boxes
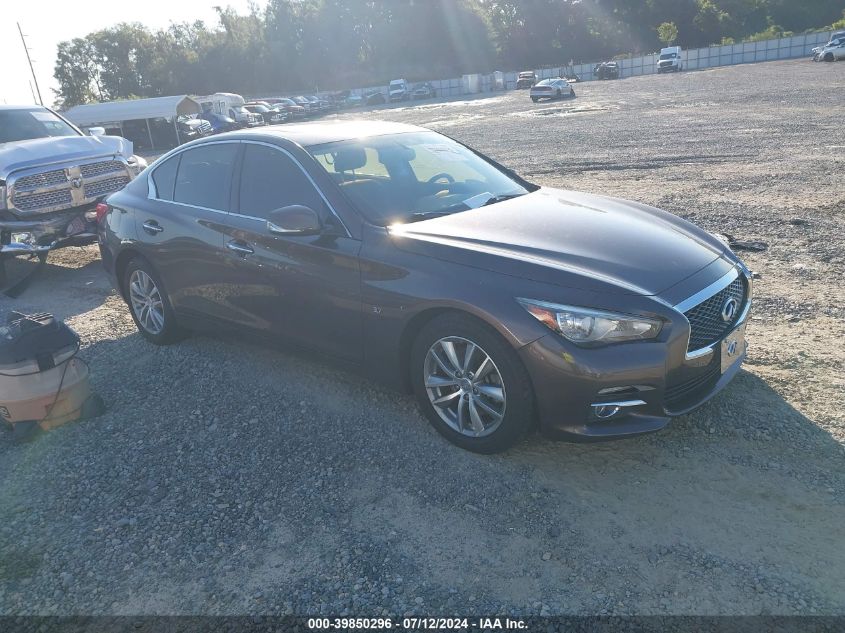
[266,205,322,236]
[88,127,106,136]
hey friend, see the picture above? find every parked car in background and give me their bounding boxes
[99,120,752,453]
[345,93,363,108]
[305,96,331,113]
[816,29,845,58]
[411,82,437,100]
[291,96,316,116]
[364,91,386,105]
[388,79,410,102]
[815,37,845,62]
[530,78,574,102]
[594,61,620,79]
[197,112,238,134]
[244,103,287,125]
[271,98,307,119]
[176,114,213,141]
[0,105,144,278]
[516,71,537,89]
[657,46,683,73]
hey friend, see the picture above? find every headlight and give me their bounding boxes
[517,298,662,345]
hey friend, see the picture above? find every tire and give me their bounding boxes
[531,97,539,102]
[556,89,562,99]
[569,88,576,98]
[123,257,186,345]
[824,53,834,62]
[411,313,535,453]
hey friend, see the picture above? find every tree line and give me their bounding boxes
[54,0,845,107]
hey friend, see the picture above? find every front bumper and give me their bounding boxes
[1,208,98,255]
[520,332,747,440]
[519,267,752,440]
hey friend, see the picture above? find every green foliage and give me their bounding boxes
[657,22,679,46]
[52,0,845,107]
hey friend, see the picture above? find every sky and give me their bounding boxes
[1,0,259,108]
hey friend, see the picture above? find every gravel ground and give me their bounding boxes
[1,59,843,617]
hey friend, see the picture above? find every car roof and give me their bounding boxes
[0,104,49,111]
[229,120,429,147]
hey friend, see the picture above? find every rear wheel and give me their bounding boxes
[411,313,535,453]
[123,257,185,345]
[570,87,576,98]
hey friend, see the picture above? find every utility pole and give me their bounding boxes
[18,22,44,106]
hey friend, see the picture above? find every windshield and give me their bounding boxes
[0,107,80,144]
[308,131,529,226]
[660,53,677,59]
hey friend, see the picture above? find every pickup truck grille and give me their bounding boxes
[84,175,131,199]
[79,160,125,178]
[15,169,68,190]
[14,189,74,212]
[7,158,132,217]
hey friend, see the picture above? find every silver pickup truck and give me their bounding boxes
[1,105,146,276]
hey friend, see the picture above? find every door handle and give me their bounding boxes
[142,220,164,235]
[226,240,254,256]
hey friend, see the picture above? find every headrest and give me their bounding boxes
[333,147,367,172]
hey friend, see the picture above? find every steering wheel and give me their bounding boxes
[427,172,455,185]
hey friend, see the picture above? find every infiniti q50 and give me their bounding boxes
[98,121,751,453]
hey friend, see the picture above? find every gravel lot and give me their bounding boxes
[1,59,843,617]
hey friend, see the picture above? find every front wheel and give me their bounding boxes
[824,53,834,62]
[411,313,535,453]
[123,257,186,345]
[531,96,539,102]
[569,88,576,98]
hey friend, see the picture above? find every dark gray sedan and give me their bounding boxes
[98,121,751,453]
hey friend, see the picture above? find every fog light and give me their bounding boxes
[593,405,621,419]
[11,232,34,245]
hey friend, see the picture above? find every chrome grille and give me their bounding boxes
[13,189,74,211]
[8,158,132,215]
[15,169,67,191]
[684,277,746,352]
[84,175,130,199]
[80,160,124,178]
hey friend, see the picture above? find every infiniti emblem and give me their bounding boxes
[71,177,83,189]
[726,340,738,356]
[721,297,739,322]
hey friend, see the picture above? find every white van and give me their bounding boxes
[657,46,683,73]
[388,79,409,102]
[196,92,263,127]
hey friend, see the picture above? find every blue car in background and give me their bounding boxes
[197,111,239,134]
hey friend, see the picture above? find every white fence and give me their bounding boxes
[348,30,835,100]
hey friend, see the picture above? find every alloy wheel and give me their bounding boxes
[129,269,165,335]
[423,336,506,437]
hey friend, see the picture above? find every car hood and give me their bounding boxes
[0,134,133,179]
[388,188,727,297]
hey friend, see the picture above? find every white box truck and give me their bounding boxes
[196,92,263,127]
[656,46,683,73]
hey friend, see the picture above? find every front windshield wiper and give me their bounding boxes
[481,193,526,206]
[404,193,527,223]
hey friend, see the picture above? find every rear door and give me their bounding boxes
[217,141,364,360]
[139,141,241,323]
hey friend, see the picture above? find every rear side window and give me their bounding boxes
[174,143,238,210]
[151,154,180,201]
[237,144,324,218]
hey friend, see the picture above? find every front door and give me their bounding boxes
[219,142,363,361]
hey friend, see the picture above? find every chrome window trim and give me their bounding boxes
[674,265,752,360]
[146,138,351,238]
